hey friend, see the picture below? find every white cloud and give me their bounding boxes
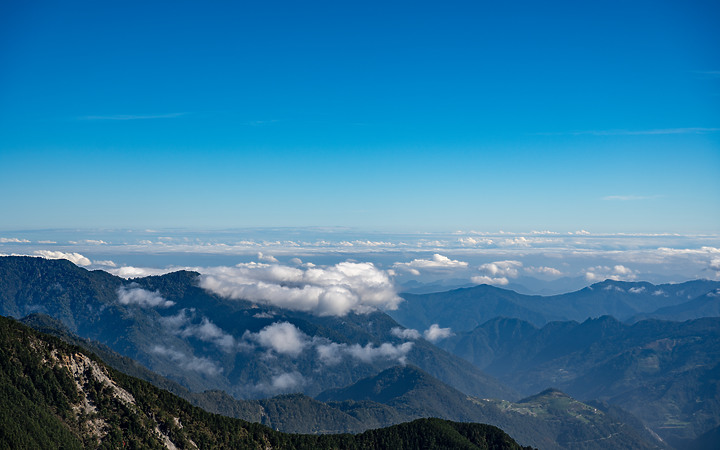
[150,345,222,376]
[391,327,421,340]
[199,262,401,317]
[181,318,236,351]
[117,284,175,308]
[37,240,57,244]
[524,266,563,277]
[711,258,720,277]
[254,371,305,393]
[316,342,346,365]
[160,309,236,351]
[34,250,91,266]
[257,252,279,263]
[345,342,414,365]
[93,260,117,267]
[478,260,522,278]
[108,266,180,278]
[82,239,108,245]
[253,311,274,319]
[245,322,308,357]
[585,265,637,282]
[629,286,646,294]
[457,237,494,246]
[393,254,468,275]
[470,275,509,286]
[0,237,30,243]
[498,237,532,247]
[315,341,414,365]
[270,372,304,390]
[423,324,453,342]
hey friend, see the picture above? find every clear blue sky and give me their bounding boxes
[1,0,718,233]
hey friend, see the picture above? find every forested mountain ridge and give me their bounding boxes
[18,313,661,448]
[0,314,531,449]
[439,315,720,447]
[0,255,512,400]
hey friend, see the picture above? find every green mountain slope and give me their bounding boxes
[318,365,662,450]
[0,314,532,449]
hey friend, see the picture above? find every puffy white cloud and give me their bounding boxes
[117,284,175,308]
[150,345,222,376]
[470,275,509,286]
[199,262,401,316]
[257,252,279,263]
[391,327,421,340]
[457,237,494,246]
[585,265,637,282]
[423,324,453,342]
[478,260,522,278]
[245,322,309,357]
[629,286,646,294]
[393,254,468,275]
[34,250,91,266]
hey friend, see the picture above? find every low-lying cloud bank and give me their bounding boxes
[391,324,453,343]
[199,262,402,316]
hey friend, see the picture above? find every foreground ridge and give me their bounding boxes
[0,314,530,449]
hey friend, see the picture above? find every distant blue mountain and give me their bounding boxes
[391,279,720,331]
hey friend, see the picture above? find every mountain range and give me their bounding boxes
[1,255,718,448]
[0,314,530,449]
[391,279,720,331]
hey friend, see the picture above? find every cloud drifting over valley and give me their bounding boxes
[117,284,175,308]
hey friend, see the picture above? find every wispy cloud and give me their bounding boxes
[537,127,719,136]
[79,112,187,121]
[0,237,30,243]
[602,195,662,201]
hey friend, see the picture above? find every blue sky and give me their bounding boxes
[1,0,719,233]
